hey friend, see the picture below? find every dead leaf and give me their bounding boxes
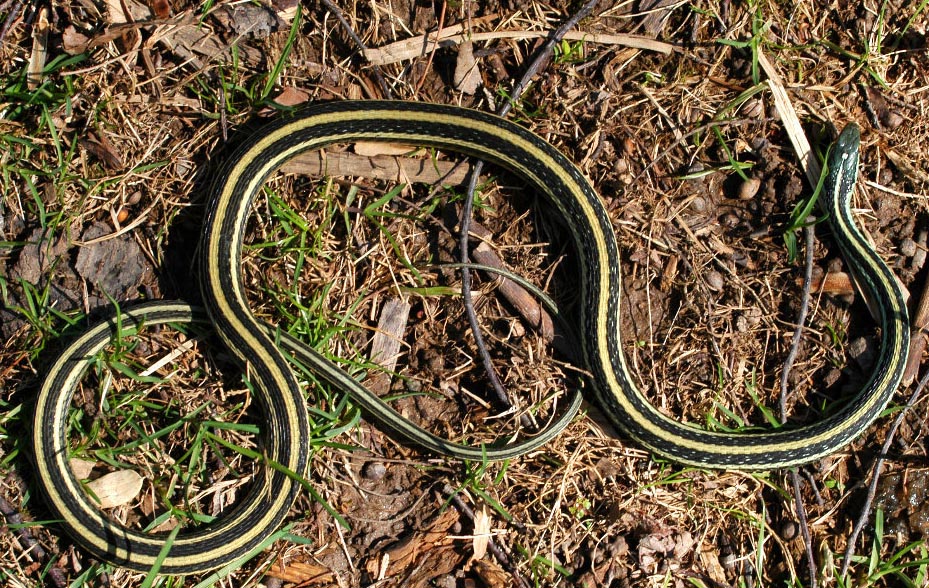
[149,0,171,19]
[85,470,143,508]
[81,131,123,170]
[471,508,491,562]
[472,559,509,588]
[273,86,311,107]
[106,0,129,23]
[354,141,420,157]
[69,458,96,480]
[453,41,481,95]
[105,0,151,23]
[698,544,728,586]
[637,528,693,574]
[265,560,334,584]
[62,26,92,54]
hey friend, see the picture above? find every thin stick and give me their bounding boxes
[319,0,392,99]
[840,369,929,579]
[778,221,818,588]
[763,45,828,588]
[441,484,531,588]
[902,272,929,384]
[0,0,23,45]
[458,0,600,424]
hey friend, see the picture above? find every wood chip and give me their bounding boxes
[27,7,49,90]
[264,560,334,584]
[366,298,411,394]
[363,507,460,580]
[803,271,855,296]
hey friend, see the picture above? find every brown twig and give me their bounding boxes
[902,274,929,384]
[0,0,24,45]
[441,484,531,588]
[319,0,392,99]
[458,0,600,426]
[839,369,929,579]
[0,494,67,587]
[0,495,45,561]
[778,220,818,588]
[467,222,555,344]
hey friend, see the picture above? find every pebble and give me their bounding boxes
[913,230,927,270]
[736,314,748,332]
[883,111,904,129]
[705,270,725,292]
[739,176,761,200]
[879,167,894,185]
[689,195,707,213]
[742,98,764,119]
[780,520,798,541]
[362,461,387,480]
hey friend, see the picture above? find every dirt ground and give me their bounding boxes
[2,0,929,587]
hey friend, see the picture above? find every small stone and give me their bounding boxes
[705,271,725,292]
[742,98,764,119]
[689,195,707,213]
[848,336,875,369]
[362,461,386,480]
[736,314,748,332]
[882,111,904,130]
[739,176,762,200]
[780,520,798,541]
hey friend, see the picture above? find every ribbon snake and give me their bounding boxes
[31,101,908,573]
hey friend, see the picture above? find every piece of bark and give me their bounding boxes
[366,298,411,394]
[281,151,472,186]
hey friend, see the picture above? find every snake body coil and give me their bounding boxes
[32,103,907,573]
